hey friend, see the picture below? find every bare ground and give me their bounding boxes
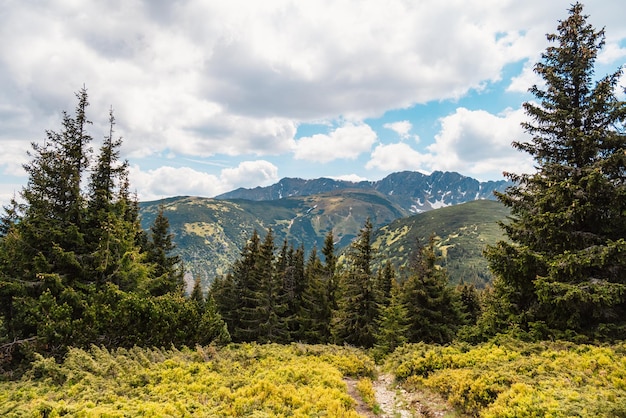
[345,370,459,418]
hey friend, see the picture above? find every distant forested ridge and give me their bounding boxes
[138,195,509,289]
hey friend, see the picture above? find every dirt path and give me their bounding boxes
[372,372,415,417]
[346,370,457,418]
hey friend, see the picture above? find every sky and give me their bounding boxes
[1,1,625,205]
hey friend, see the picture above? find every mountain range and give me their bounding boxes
[139,171,511,289]
[216,170,509,213]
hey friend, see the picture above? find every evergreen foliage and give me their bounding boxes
[373,279,409,359]
[144,204,184,296]
[0,89,228,368]
[401,235,463,344]
[332,219,380,348]
[484,3,626,339]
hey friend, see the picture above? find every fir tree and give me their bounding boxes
[373,279,409,359]
[0,196,21,238]
[282,244,306,340]
[332,219,379,347]
[402,235,462,344]
[85,109,145,289]
[145,204,184,296]
[457,282,481,325]
[321,230,338,312]
[484,3,626,338]
[190,276,205,309]
[300,247,332,343]
[255,229,289,343]
[197,294,231,345]
[376,261,396,306]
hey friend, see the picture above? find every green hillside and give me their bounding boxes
[140,196,508,289]
[372,200,510,288]
[139,190,408,286]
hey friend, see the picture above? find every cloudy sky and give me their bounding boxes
[1,0,625,204]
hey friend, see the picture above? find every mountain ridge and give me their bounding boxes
[139,170,510,288]
[215,170,510,213]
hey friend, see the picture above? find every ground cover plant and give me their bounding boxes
[386,338,626,417]
[0,343,375,417]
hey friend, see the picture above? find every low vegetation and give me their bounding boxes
[0,343,374,417]
[386,338,626,417]
[3,340,625,417]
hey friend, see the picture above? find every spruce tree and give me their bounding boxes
[402,235,462,344]
[86,109,146,290]
[373,279,409,359]
[283,244,306,340]
[376,261,396,306]
[229,230,263,342]
[332,219,379,347]
[484,3,626,338]
[13,88,94,284]
[300,247,332,343]
[190,276,205,309]
[255,229,289,343]
[457,282,481,325]
[145,204,184,296]
[321,230,338,312]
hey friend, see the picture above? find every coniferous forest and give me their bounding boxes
[1,3,625,416]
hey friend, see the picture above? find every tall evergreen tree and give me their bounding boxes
[402,235,462,344]
[11,88,94,284]
[300,247,332,343]
[332,219,379,347]
[255,229,289,343]
[145,205,184,296]
[457,282,481,325]
[373,279,409,359]
[228,230,263,342]
[376,261,396,306]
[85,109,146,290]
[484,3,626,338]
[190,276,205,309]
[282,244,306,340]
[0,196,21,238]
[321,230,338,312]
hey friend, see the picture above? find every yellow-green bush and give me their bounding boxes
[387,339,626,417]
[0,343,369,417]
[356,377,379,413]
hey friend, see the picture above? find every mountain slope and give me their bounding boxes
[372,199,510,288]
[139,189,408,286]
[216,170,510,213]
[140,194,509,289]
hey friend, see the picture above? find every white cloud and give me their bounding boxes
[330,174,369,183]
[383,121,413,140]
[0,0,588,166]
[220,160,279,189]
[129,165,222,201]
[598,42,626,64]
[294,122,377,163]
[427,107,534,179]
[365,107,536,181]
[1,0,624,201]
[128,160,279,201]
[506,60,543,93]
[366,143,431,172]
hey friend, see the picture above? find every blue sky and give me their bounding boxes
[1,0,625,205]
